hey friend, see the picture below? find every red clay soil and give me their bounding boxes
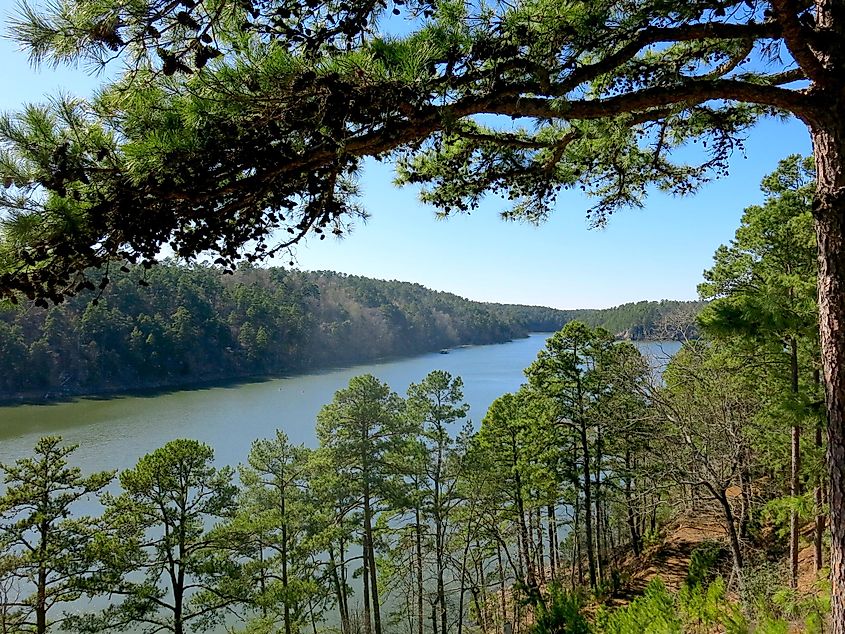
[615,515,727,602]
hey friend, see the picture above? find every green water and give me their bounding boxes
[0,335,681,472]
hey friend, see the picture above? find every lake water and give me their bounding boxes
[0,335,681,473]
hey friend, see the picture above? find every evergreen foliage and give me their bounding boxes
[0,264,698,400]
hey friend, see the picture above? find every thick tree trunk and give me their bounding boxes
[812,118,845,632]
[816,418,826,572]
[815,369,826,572]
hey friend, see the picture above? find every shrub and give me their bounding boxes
[529,583,592,634]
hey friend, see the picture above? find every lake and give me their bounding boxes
[0,334,681,475]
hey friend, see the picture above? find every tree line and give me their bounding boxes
[0,266,699,401]
[0,267,540,399]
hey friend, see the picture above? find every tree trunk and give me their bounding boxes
[580,420,597,589]
[812,115,845,632]
[512,462,535,587]
[37,518,47,634]
[623,449,641,556]
[329,547,349,634]
[547,504,558,578]
[739,457,753,541]
[362,530,372,634]
[535,506,546,584]
[790,336,801,589]
[340,537,350,633]
[817,418,826,572]
[716,491,744,573]
[36,564,46,634]
[497,542,508,630]
[363,485,381,634]
[456,528,471,634]
[573,496,583,586]
[281,491,292,634]
[415,507,424,634]
[815,369,826,572]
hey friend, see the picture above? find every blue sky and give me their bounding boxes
[0,9,813,309]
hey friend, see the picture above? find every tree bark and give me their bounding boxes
[415,507,424,634]
[328,547,349,634]
[281,490,292,634]
[790,336,801,588]
[497,542,507,630]
[37,513,47,634]
[535,506,546,585]
[715,491,744,573]
[815,368,826,573]
[362,527,372,634]
[547,504,558,578]
[623,449,641,556]
[512,455,535,588]
[817,419,826,572]
[363,483,381,634]
[812,114,845,632]
[580,419,597,589]
[456,527,472,634]
[433,425,447,634]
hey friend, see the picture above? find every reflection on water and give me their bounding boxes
[0,335,681,474]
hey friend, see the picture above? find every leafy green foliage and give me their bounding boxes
[0,264,556,398]
[0,265,700,400]
[685,542,724,588]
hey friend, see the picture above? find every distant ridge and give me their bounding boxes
[0,264,701,401]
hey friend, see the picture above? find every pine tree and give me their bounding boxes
[0,436,113,634]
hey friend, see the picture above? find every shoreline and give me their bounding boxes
[0,333,683,407]
[0,333,548,407]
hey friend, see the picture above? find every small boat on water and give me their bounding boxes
[439,349,449,354]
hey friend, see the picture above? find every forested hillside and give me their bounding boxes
[0,264,700,400]
[0,265,528,399]
[559,299,705,340]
